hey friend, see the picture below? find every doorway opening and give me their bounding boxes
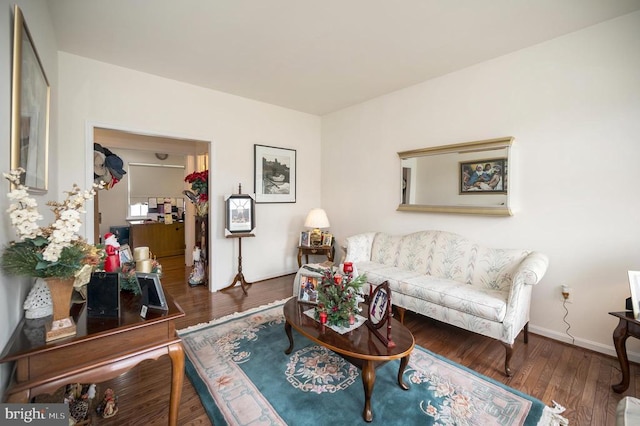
[88,126,211,273]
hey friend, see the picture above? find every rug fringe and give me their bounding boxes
[177,297,292,334]
[540,405,569,425]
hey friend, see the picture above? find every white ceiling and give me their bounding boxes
[48,0,640,115]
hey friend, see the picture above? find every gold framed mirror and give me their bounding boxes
[398,137,514,216]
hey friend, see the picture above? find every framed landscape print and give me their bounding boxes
[254,144,296,203]
[11,5,50,193]
[460,158,507,194]
[225,193,256,235]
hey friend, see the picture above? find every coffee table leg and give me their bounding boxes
[284,321,294,355]
[362,360,375,422]
[398,354,410,390]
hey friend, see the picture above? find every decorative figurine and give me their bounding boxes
[103,233,121,272]
[96,388,118,419]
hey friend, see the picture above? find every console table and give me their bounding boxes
[297,245,334,268]
[610,311,640,393]
[0,292,185,425]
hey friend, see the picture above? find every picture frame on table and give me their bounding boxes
[299,231,310,247]
[628,271,640,319]
[11,5,50,194]
[136,272,168,311]
[298,276,318,304]
[119,244,133,264]
[225,193,256,235]
[460,158,507,194]
[254,144,296,203]
[322,233,333,246]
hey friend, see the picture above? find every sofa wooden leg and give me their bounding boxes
[524,322,529,344]
[395,306,406,324]
[502,342,514,376]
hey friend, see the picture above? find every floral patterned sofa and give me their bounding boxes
[343,230,549,376]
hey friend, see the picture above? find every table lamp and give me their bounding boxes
[304,208,330,246]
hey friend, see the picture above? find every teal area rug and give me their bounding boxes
[178,299,568,425]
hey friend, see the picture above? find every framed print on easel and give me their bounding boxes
[225,193,256,236]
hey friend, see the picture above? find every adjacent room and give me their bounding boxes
[1,1,639,424]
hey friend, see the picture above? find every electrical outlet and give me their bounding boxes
[561,285,572,303]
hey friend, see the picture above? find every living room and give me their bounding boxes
[1,1,639,422]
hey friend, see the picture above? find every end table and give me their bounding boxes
[297,245,334,268]
[610,311,640,393]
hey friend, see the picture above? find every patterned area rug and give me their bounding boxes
[178,298,568,425]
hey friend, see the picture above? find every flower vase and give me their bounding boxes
[44,277,77,341]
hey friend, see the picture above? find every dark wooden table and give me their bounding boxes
[610,311,640,393]
[0,292,185,425]
[297,245,334,267]
[283,298,414,422]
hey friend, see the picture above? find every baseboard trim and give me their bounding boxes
[529,324,640,364]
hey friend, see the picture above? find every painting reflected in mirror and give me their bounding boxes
[398,137,514,216]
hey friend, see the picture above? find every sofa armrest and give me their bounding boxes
[514,251,549,286]
[343,232,376,263]
[501,251,549,343]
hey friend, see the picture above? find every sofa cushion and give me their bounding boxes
[398,276,508,322]
[344,232,376,263]
[370,233,402,266]
[355,261,507,323]
[471,247,531,292]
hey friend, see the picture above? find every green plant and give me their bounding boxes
[316,268,366,326]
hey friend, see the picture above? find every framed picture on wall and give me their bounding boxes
[460,158,507,194]
[225,193,255,235]
[11,5,51,194]
[254,144,296,203]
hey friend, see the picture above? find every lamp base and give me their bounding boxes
[310,228,323,246]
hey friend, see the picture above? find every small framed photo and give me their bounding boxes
[136,272,168,311]
[225,193,256,235]
[298,276,319,304]
[322,233,333,246]
[460,158,507,194]
[299,231,310,247]
[629,271,640,319]
[254,144,296,203]
[119,244,133,264]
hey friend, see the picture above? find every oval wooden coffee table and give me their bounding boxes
[283,297,414,422]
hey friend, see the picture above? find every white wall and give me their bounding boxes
[57,53,322,291]
[0,0,58,396]
[322,11,640,359]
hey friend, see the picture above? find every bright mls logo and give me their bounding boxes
[1,404,67,425]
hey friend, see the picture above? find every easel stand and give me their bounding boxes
[221,233,254,295]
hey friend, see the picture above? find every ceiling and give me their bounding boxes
[48,0,640,115]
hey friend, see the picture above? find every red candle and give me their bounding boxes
[319,311,327,324]
[343,262,353,274]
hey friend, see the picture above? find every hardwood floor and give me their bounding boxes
[60,257,637,425]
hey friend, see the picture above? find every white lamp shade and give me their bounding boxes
[304,208,330,228]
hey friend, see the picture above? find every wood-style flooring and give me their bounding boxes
[55,256,638,425]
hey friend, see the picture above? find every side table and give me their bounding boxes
[297,245,334,268]
[0,293,185,425]
[610,311,640,393]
